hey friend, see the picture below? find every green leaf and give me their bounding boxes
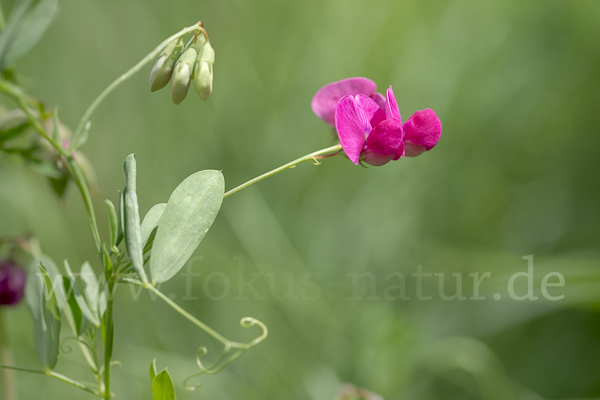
[105,199,119,252]
[123,154,148,283]
[149,359,158,383]
[80,262,101,321]
[141,203,166,246]
[63,261,100,329]
[149,170,224,284]
[152,369,175,400]
[116,189,125,246]
[0,0,60,70]
[25,262,62,370]
[62,275,83,336]
[0,0,34,71]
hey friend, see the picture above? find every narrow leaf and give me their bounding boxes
[123,154,148,284]
[152,369,175,400]
[105,199,119,252]
[150,170,224,284]
[116,189,125,246]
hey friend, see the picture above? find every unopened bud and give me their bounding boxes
[193,41,215,101]
[149,38,184,92]
[0,260,26,306]
[170,47,197,105]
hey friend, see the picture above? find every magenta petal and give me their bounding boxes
[371,92,386,110]
[404,142,426,157]
[311,77,377,125]
[403,109,442,150]
[385,86,402,122]
[362,119,403,166]
[393,140,405,160]
[335,95,370,165]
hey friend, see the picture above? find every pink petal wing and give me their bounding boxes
[385,86,402,122]
[335,95,370,165]
[403,109,442,150]
[362,119,403,166]
[393,140,405,160]
[311,77,377,125]
[371,92,386,110]
[370,92,387,127]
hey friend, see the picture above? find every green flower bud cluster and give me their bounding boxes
[149,32,215,105]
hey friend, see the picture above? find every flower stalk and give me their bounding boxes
[223,143,343,198]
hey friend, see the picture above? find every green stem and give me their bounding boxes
[120,278,231,345]
[0,365,99,396]
[223,144,343,198]
[70,23,204,149]
[102,281,114,400]
[0,310,18,400]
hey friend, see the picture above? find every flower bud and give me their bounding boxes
[170,47,197,105]
[193,41,215,101]
[0,260,26,307]
[149,38,184,92]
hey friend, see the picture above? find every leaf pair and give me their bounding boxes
[122,154,224,285]
[150,360,176,400]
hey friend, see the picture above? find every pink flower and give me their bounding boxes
[312,77,442,166]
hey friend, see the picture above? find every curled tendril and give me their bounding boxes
[60,336,94,354]
[183,317,268,391]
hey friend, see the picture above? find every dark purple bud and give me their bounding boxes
[0,260,26,306]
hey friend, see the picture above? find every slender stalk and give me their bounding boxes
[47,371,100,396]
[120,278,230,345]
[102,280,114,400]
[0,364,99,396]
[0,309,18,400]
[70,23,204,149]
[223,144,343,198]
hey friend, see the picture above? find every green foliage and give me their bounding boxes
[152,367,176,400]
[149,170,224,284]
[123,154,148,283]
[0,0,59,71]
[140,203,166,246]
[25,261,62,370]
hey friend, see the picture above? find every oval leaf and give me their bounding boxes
[152,369,175,400]
[150,170,224,284]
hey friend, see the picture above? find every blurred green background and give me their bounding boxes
[1,0,600,398]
